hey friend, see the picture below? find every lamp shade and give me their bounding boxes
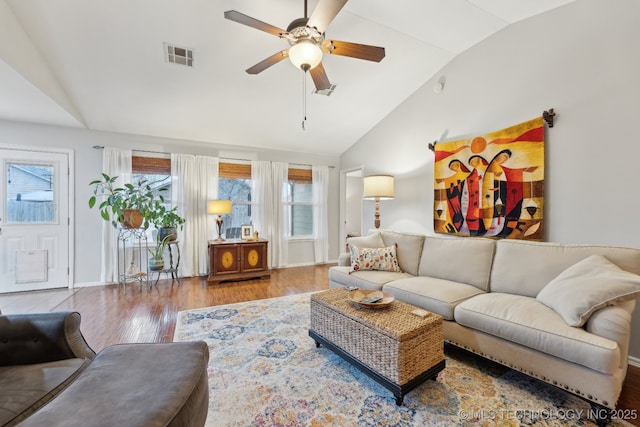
[288,40,323,70]
[363,175,394,200]
[207,200,232,215]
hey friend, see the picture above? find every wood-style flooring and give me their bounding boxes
[1,264,638,425]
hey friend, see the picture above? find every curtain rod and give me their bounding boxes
[219,156,335,169]
[92,145,165,156]
[93,146,335,168]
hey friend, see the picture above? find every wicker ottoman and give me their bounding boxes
[309,288,444,405]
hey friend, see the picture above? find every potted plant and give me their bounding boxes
[88,173,165,229]
[152,205,185,242]
[148,235,172,271]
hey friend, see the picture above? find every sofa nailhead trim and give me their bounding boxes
[446,340,607,407]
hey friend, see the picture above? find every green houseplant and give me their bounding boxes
[88,173,165,229]
[148,234,172,271]
[152,205,185,242]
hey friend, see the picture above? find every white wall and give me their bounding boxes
[0,119,340,284]
[340,0,640,358]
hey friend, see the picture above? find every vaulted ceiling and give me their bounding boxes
[0,0,574,156]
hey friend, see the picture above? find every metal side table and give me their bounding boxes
[152,241,180,286]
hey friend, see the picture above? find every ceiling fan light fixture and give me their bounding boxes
[288,40,322,71]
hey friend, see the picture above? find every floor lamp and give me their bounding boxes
[363,175,395,229]
[208,200,233,241]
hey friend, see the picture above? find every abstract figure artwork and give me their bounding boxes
[433,117,544,240]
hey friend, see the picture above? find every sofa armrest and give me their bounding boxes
[0,312,96,366]
[585,300,635,369]
[338,252,351,267]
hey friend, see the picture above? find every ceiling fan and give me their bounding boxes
[224,0,386,92]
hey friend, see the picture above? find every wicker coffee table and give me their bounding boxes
[309,288,445,405]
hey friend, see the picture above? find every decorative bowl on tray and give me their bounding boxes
[348,289,395,308]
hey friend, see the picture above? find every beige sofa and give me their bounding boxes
[329,230,640,412]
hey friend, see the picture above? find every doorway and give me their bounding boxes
[340,167,363,252]
[0,147,71,293]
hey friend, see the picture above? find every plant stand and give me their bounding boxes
[117,228,150,291]
[152,241,181,286]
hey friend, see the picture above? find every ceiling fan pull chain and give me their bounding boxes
[302,70,307,131]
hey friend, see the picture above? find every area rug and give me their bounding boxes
[174,293,631,427]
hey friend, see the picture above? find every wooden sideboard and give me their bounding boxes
[207,239,270,284]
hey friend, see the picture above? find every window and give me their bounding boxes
[131,156,172,203]
[216,163,315,239]
[285,182,313,237]
[286,168,313,238]
[5,162,55,223]
[131,156,172,236]
[218,162,252,239]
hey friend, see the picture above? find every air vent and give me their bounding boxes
[165,43,193,67]
[313,84,337,96]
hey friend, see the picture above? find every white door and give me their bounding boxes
[0,148,70,292]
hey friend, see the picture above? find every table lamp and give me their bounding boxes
[208,200,233,241]
[363,175,394,229]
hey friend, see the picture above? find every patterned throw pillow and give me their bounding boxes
[349,244,401,273]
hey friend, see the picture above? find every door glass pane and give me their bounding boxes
[6,162,55,223]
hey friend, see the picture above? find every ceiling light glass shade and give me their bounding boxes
[363,175,395,200]
[288,40,323,70]
[207,199,232,215]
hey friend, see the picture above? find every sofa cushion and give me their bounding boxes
[19,342,210,427]
[329,266,413,291]
[418,236,495,291]
[0,358,90,426]
[537,255,640,327]
[454,293,620,374]
[384,277,485,320]
[490,240,640,297]
[349,245,401,273]
[346,232,385,249]
[379,230,425,276]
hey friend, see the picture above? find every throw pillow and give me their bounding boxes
[346,232,385,250]
[536,254,640,327]
[349,244,401,273]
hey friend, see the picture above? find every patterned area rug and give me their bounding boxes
[174,293,631,427]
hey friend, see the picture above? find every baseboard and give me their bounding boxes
[280,260,338,268]
[73,281,108,288]
[629,355,640,368]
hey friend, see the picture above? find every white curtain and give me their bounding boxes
[171,154,218,277]
[100,147,132,283]
[312,165,329,263]
[271,162,289,268]
[251,161,289,268]
[251,161,274,267]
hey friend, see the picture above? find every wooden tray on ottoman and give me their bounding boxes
[309,288,444,405]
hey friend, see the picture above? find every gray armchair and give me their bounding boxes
[0,311,209,427]
[0,311,95,366]
[0,312,96,426]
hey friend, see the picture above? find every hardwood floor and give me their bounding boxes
[1,265,330,351]
[2,264,639,425]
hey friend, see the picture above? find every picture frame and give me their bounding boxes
[241,225,254,240]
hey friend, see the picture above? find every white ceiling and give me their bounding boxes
[0,0,574,156]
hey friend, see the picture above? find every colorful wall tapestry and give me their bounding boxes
[433,117,544,240]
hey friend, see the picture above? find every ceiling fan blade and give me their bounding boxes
[323,40,385,62]
[246,51,289,74]
[224,10,286,37]
[307,0,348,34]
[309,62,332,91]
